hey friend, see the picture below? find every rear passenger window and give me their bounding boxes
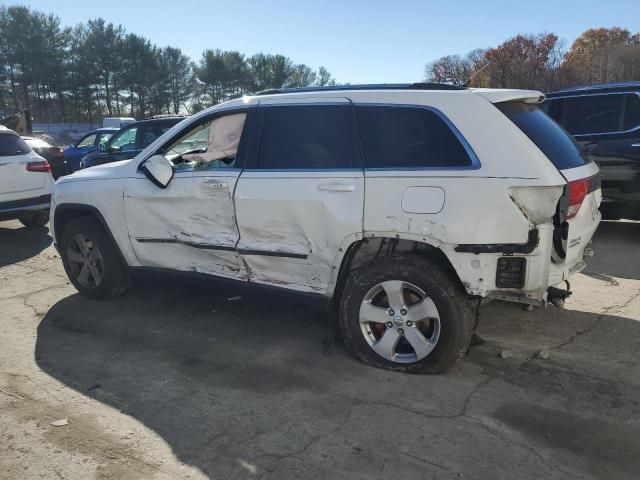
[257,105,359,169]
[355,106,472,169]
[77,134,97,148]
[562,94,624,135]
[0,133,31,156]
[497,102,589,170]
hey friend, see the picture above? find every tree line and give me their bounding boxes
[0,4,336,123]
[425,28,640,91]
[2,3,638,124]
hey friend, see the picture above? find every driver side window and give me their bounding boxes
[77,134,97,148]
[164,112,246,171]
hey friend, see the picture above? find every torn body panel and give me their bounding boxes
[363,175,562,246]
[346,225,555,302]
[442,222,555,300]
[123,172,248,281]
[362,171,570,303]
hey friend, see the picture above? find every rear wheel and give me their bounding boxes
[339,256,474,374]
[19,211,49,228]
[60,216,130,299]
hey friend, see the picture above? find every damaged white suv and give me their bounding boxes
[51,84,601,373]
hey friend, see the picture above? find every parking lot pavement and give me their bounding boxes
[1,220,639,480]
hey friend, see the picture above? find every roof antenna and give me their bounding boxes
[462,61,491,87]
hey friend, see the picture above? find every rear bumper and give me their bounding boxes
[0,194,51,221]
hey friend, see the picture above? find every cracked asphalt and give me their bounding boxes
[1,219,639,480]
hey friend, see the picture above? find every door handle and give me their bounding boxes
[317,183,355,192]
[203,180,229,189]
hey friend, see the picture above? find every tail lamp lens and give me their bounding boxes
[566,178,590,219]
[26,160,52,173]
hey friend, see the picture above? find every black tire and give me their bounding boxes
[339,255,474,374]
[60,216,130,300]
[19,211,49,228]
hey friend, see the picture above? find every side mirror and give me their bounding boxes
[98,143,107,152]
[141,154,174,188]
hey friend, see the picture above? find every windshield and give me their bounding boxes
[0,133,32,156]
[108,126,138,152]
[496,102,590,170]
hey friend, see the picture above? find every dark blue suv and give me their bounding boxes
[544,81,640,219]
[80,117,186,169]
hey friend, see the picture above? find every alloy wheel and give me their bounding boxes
[359,280,441,363]
[66,233,104,288]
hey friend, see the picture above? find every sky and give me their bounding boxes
[24,0,640,84]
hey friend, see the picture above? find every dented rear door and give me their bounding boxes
[234,99,364,294]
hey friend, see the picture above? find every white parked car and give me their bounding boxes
[0,127,54,227]
[51,84,601,373]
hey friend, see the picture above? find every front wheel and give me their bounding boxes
[339,256,474,374]
[60,216,130,300]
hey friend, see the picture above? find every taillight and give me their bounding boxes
[26,160,52,173]
[566,178,590,219]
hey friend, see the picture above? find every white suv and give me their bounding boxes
[0,127,54,227]
[51,84,601,373]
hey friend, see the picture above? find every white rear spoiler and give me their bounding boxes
[472,88,545,104]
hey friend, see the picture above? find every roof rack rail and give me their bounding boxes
[547,80,640,96]
[255,83,466,96]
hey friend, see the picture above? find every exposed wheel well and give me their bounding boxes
[54,204,127,265]
[54,207,93,242]
[331,237,464,306]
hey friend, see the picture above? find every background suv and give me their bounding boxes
[79,117,185,169]
[544,81,640,219]
[63,127,118,172]
[0,127,54,227]
[51,84,600,374]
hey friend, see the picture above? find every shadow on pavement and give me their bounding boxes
[583,220,640,282]
[0,222,52,267]
[34,275,640,479]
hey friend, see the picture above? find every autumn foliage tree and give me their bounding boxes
[426,28,640,91]
[563,28,640,85]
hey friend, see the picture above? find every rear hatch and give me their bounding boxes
[495,101,601,276]
[0,133,45,198]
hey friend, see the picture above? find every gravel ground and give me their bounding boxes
[1,219,639,480]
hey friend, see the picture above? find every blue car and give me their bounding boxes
[63,128,118,171]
